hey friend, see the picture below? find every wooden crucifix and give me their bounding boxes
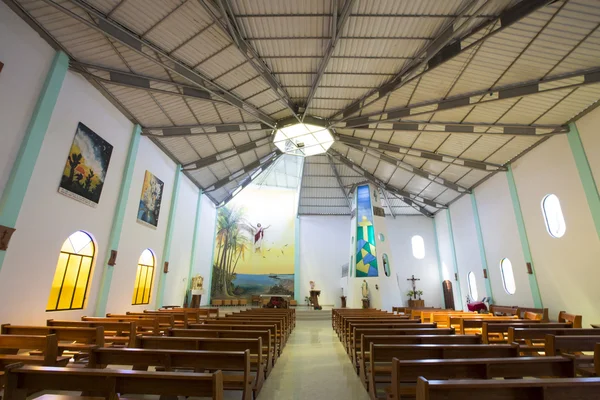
[407,275,420,292]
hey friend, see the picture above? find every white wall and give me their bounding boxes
[386,216,443,309]
[192,194,217,306]
[474,173,533,306]
[0,1,55,197]
[434,211,463,310]
[0,71,134,323]
[299,216,350,307]
[576,108,600,192]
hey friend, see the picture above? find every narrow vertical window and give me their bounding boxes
[500,258,516,295]
[47,231,95,311]
[467,272,478,301]
[411,235,425,259]
[541,194,566,238]
[382,254,390,277]
[132,249,155,305]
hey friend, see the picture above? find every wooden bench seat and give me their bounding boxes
[3,363,224,400]
[482,321,571,344]
[390,356,576,400]
[347,323,436,355]
[134,335,264,396]
[1,325,104,357]
[222,315,289,343]
[342,319,422,349]
[46,320,136,347]
[508,327,599,353]
[109,313,175,330]
[82,316,160,336]
[416,376,600,400]
[368,344,519,400]
[88,347,252,400]
[0,334,70,372]
[204,319,284,353]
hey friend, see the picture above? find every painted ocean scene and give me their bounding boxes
[231,274,294,298]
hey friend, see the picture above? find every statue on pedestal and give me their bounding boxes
[361,280,370,309]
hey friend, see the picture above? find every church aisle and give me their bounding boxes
[256,319,370,400]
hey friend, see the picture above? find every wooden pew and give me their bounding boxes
[46,319,136,347]
[169,328,274,376]
[222,314,290,342]
[0,325,104,356]
[558,310,583,328]
[508,327,598,353]
[358,334,482,388]
[83,316,160,336]
[411,309,444,322]
[391,356,575,400]
[109,312,175,330]
[459,318,537,335]
[0,335,69,371]
[481,322,571,344]
[142,309,201,327]
[135,335,264,396]
[596,343,600,377]
[489,304,519,316]
[341,318,418,349]
[347,322,435,354]
[204,319,284,353]
[519,307,549,322]
[333,309,390,333]
[234,311,292,335]
[239,309,296,329]
[368,343,519,399]
[88,347,252,400]
[429,312,476,328]
[3,363,224,400]
[416,376,600,400]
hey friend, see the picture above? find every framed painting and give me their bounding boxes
[137,170,164,229]
[58,122,113,207]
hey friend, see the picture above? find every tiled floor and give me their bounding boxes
[256,319,370,400]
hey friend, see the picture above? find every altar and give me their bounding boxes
[259,294,292,308]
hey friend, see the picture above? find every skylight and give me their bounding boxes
[273,123,334,157]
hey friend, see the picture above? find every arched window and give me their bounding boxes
[132,249,155,305]
[382,254,390,277]
[411,235,425,259]
[500,258,516,295]
[467,272,478,301]
[541,194,566,238]
[47,231,95,311]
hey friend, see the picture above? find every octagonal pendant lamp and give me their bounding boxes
[273,117,334,157]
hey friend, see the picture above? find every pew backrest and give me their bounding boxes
[558,311,583,328]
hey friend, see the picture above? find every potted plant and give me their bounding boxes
[407,290,415,299]
[304,296,311,306]
[416,290,423,300]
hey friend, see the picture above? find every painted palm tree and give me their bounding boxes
[67,153,83,182]
[213,206,248,297]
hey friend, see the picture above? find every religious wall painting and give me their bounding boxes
[355,185,378,277]
[58,122,114,207]
[137,171,164,229]
[210,186,296,301]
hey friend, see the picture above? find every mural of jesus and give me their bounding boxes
[250,223,270,253]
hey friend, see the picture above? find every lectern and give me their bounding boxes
[309,290,322,310]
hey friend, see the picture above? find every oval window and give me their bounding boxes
[468,271,478,301]
[382,254,390,277]
[378,233,385,242]
[411,235,425,259]
[541,194,566,238]
[500,258,516,295]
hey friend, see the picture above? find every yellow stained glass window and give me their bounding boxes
[132,249,155,305]
[47,231,95,311]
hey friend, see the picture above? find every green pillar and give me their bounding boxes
[186,189,203,299]
[0,51,69,272]
[567,122,600,239]
[94,125,141,316]
[446,209,464,310]
[205,210,219,306]
[154,166,182,308]
[471,192,494,301]
[506,165,543,308]
[432,218,446,307]
[294,216,301,301]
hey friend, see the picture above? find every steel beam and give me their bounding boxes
[335,134,506,171]
[205,150,280,192]
[328,148,443,216]
[202,0,301,121]
[381,188,396,219]
[336,121,567,136]
[218,154,281,206]
[327,154,352,212]
[143,126,272,137]
[182,138,272,170]
[42,0,276,127]
[334,0,556,121]
[303,0,356,118]
[332,66,600,127]
[343,142,471,193]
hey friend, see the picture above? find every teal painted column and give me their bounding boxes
[205,210,219,306]
[507,165,543,308]
[294,216,301,301]
[154,166,182,308]
[471,192,494,301]
[186,189,203,291]
[0,51,69,272]
[94,125,141,316]
[446,209,464,310]
[432,218,446,307]
[567,122,600,239]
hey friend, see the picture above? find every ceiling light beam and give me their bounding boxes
[334,0,556,121]
[43,0,276,127]
[202,0,301,122]
[343,142,471,193]
[218,154,281,206]
[328,148,441,216]
[380,188,396,219]
[327,154,352,212]
[182,138,273,170]
[205,150,281,192]
[336,134,506,172]
[303,0,356,118]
